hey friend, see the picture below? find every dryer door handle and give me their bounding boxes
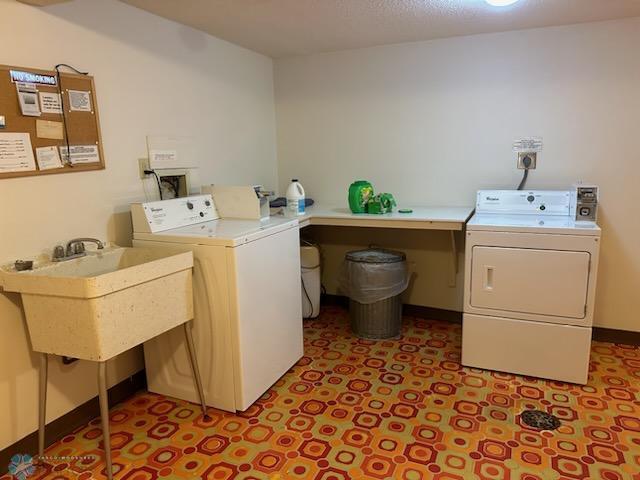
[484,266,495,291]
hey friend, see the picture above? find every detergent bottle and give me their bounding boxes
[348,180,374,213]
[286,179,306,216]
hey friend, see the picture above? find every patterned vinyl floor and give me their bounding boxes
[4,306,640,480]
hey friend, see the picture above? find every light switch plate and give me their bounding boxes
[0,115,5,128]
[138,157,150,179]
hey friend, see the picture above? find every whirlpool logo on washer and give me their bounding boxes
[485,196,500,202]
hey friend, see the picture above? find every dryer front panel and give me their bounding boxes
[470,246,590,322]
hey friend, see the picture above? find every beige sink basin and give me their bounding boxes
[2,246,194,361]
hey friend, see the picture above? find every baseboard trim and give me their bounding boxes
[321,294,462,323]
[320,293,349,308]
[322,294,640,346]
[0,369,146,474]
[592,327,640,346]
[402,304,463,323]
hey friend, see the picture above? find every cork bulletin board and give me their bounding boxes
[0,64,105,179]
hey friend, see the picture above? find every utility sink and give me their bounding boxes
[2,246,194,361]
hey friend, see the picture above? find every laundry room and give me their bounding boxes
[0,0,638,479]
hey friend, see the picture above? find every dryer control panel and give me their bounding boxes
[131,195,220,233]
[476,190,572,215]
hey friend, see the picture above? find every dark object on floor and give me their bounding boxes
[520,409,561,430]
[343,249,408,339]
[350,297,402,339]
[269,197,314,208]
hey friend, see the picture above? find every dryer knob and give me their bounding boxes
[527,195,535,203]
[187,202,194,210]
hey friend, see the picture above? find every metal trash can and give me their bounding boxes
[340,249,409,339]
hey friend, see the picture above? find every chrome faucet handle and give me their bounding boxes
[54,238,103,262]
[65,238,105,254]
[66,242,83,257]
[52,245,65,261]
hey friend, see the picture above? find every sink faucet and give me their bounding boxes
[53,238,104,262]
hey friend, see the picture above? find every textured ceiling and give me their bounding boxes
[117,0,640,58]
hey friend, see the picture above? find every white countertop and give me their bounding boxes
[291,204,474,230]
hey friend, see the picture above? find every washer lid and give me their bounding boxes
[133,216,298,246]
[467,213,600,236]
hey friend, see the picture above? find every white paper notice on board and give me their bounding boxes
[39,92,63,114]
[149,149,178,169]
[16,82,41,117]
[0,132,36,173]
[59,145,100,165]
[36,146,63,170]
[68,90,92,112]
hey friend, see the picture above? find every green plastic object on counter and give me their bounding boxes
[367,193,397,214]
[348,180,374,214]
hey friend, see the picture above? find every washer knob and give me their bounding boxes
[187,201,194,210]
[205,200,211,207]
[527,195,535,203]
[539,205,546,211]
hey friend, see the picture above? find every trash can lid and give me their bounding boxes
[345,248,406,264]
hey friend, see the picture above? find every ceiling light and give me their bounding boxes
[485,0,520,6]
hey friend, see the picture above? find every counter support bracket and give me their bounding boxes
[449,230,458,287]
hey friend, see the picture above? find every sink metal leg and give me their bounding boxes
[97,362,113,480]
[38,353,48,461]
[183,321,209,419]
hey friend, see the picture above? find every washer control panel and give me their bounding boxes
[131,195,220,233]
[476,190,572,215]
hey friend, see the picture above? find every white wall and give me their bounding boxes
[0,0,276,449]
[275,17,640,331]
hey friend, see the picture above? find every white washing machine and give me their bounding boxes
[462,190,601,384]
[131,195,303,412]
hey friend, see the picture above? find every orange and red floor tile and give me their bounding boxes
[3,306,639,479]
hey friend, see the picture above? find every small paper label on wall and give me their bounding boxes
[513,137,543,152]
[149,149,178,169]
[39,92,63,114]
[35,146,63,170]
[68,90,92,112]
[36,119,64,140]
[59,144,100,164]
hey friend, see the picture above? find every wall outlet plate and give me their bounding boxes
[517,152,537,170]
[138,157,150,179]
